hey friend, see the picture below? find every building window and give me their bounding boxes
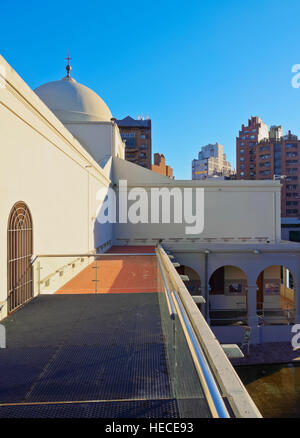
[287,193,299,198]
[286,144,297,148]
[121,133,135,138]
[124,135,136,148]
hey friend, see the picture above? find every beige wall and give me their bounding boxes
[112,157,281,243]
[0,55,112,318]
[64,122,125,164]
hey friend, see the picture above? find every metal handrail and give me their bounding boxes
[157,245,261,418]
[156,251,176,319]
[257,301,295,325]
[157,247,229,417]
[171,289,230,418]
[210,308,247,313]
[210,317,247,323]
[35,253,156,257]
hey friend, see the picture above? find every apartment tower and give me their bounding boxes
[236,116,300,222]
[192,143,233,180]
[116,116,152,169]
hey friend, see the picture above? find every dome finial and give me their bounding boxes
[65,50,72,78]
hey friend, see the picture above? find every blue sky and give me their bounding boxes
[1,0,300,179]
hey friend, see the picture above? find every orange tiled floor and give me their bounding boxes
[56,247,162,294]
[107,245,156,253]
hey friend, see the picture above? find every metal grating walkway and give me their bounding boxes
[0,294,179,417]
[0,399,178,418]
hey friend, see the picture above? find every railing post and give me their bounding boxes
[247,284,258,327]
[37,261,41,295]
[246,284,260,344]
[204,252,210,324]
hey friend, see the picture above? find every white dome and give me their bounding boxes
[34,76,113,123]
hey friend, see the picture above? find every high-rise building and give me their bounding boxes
[116,116,152,169]
[152,153,174,178]
[236,116,300,222]
[236,116,269,180]
[192,143,233,180]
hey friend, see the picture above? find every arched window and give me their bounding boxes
[256,265,295,325]
[209,265,248,326]
[7,202,33,312]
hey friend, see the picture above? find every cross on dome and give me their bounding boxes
[65,51,72,78]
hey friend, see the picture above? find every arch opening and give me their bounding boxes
[7,201,33,313]
[256,265,295,325]
[209,265,248,326]
[176,265,202,296]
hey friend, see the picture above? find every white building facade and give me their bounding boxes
[0,55,300,345]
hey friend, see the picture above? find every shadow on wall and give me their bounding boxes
[93,187,114,252]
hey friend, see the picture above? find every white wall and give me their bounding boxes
[112,157,282,243]
[0,55,112,318]
[64,121,125,164]
[64,122,114,163]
